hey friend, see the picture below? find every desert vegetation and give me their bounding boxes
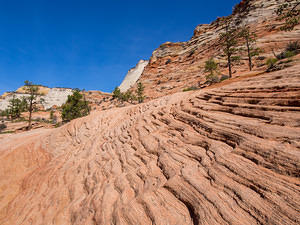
[61,89,90,122]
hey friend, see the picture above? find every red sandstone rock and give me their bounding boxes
[0,64,299,225]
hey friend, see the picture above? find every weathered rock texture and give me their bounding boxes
[134,0,300,99]
[119,60,149,92]
[0,86,73,110]
[0,64,299,225]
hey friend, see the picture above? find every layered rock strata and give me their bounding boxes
[135,0,300,99]
[0,64,299,225]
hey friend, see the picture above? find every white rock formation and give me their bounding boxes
[0,93,30,111]
[0,88,73,111]
[119,60,149,92]
[42,88,73,109]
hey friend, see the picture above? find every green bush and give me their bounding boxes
[266,58,278,69]
[220,75,229,82]
[205,74,219,84]
[112,87,121,99]
[183,86,198,92]
[286,41,300,53]
[0,123,7,132]
[61,89,90,122]
[284,50,297,58]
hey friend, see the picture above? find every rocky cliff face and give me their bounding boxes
[0,64,299,225]
[119,60,149,92]
[134,0,300,99]
[1,1,300,224]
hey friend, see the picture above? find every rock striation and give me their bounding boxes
[0,64,299,225]
[134,0,300,99]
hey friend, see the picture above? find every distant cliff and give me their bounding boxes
[0,86,73,110]
[119,60,149,92]
[133,0,300,99]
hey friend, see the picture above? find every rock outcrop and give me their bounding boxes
[0,86,73,110]
[0,64,299,225]
[119,60,149,92]
[134,0,300,99]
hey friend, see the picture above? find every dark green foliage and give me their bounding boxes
[274,41,300,60]
[205,74,219,84]
[112,83,145,104]
[220,75,229,82]
[24,81,39,129]
[0,109,10,119]
[239,26,260,71]
[61,89,90,122]
[122,90,136,103]
[112,87,121,99]
[136,82,145,103]
[284,50,297,58]
[50,110,54,120]
[49,110,57,124]
[266,58,278,70]
[204,58,218,76]
[219,24,240,78]
[0,123,7,132]
[286,41,300,52]
[276,1,300,31]
[183,86,198,92]
[7,95,28,120]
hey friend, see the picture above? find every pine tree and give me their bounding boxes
[23,81,39,130]
[61,89,90,122]
[8,95,22,120]
[239,26,260,71]
[136,82,145,103]
[219,24,240,78]
[204,58,219,83]
[112,87,121,100]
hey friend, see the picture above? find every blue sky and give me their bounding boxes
[0,0,240,94]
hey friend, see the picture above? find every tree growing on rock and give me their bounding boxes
[23,81,39,129]
[239,26,260,71]
[136,82,145,103]
[112,87,121,100]
[7,95,22,120]
[61,89,90,122]
[219,24,240,78]
[204,58,219,83]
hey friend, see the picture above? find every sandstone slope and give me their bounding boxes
[135,0,300,99]
[0,64,299,225]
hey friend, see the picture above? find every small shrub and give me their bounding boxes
[220,75,229,82]
[286,41,300,53]
[284,50,297,58]
[61,89,90,122]
[183,86,198,92]
[112,87,121,99]
[266,58,278,69]
[0,123,7,132]
[257,56,266,61]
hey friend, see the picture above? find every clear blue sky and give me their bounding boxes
[0,0,240,94]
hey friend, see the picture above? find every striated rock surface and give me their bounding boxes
[119,60,149,92]
[0,64,299,225]
[135,0,300,99]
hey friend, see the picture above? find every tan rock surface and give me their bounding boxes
[135,0,300,100]
[0,64,299,225]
